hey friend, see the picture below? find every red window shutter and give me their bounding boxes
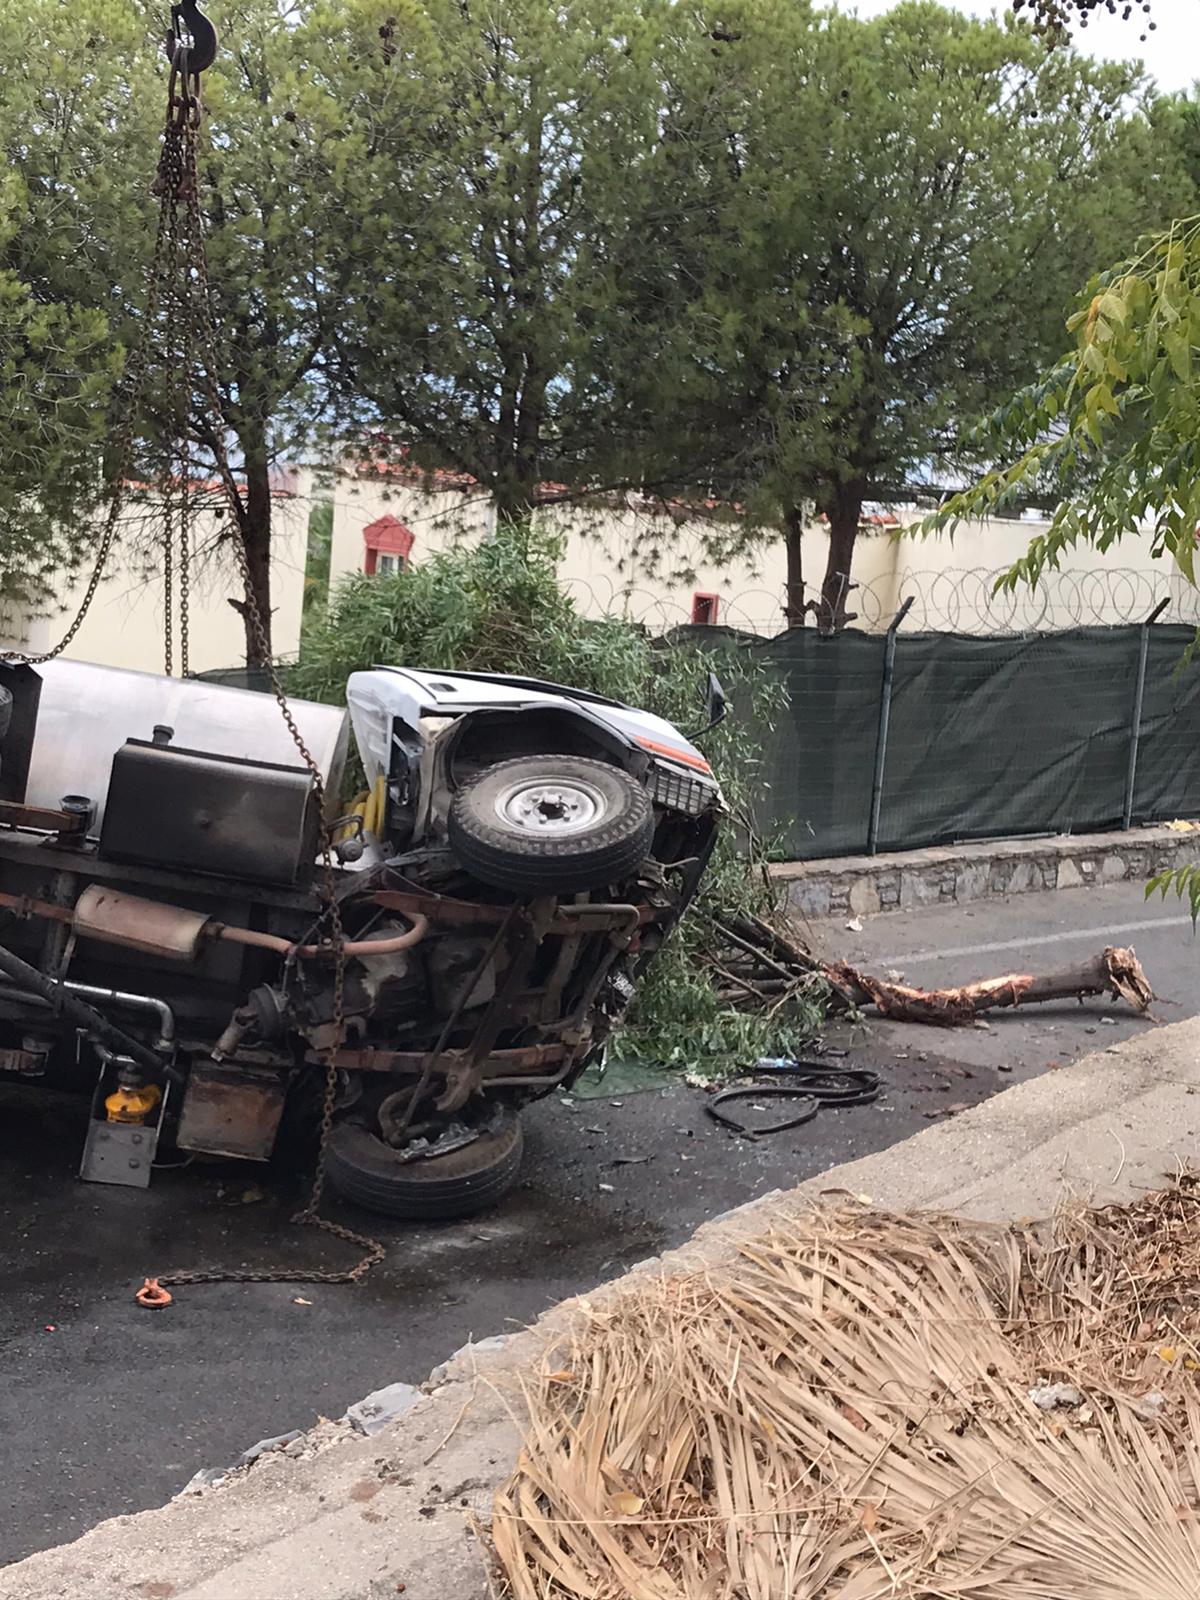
[691,592,720,625]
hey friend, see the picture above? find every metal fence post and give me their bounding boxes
[1122,596,1170,830]
[867,597,914,856]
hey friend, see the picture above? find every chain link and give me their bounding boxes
[162,500,174,676]
[179,468,191,678]
[156,90,383,1289]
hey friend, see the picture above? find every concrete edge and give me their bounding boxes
[769,822,1199,919]
[4,1017,1200,1600]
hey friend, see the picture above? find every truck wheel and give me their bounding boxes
[448,755,653,894]
[324,1108,524,1220]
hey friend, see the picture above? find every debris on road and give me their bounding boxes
[494,1177,1200,1597]
[238,1430,304,1468]
[1029,1380,1085,1410]
[177,1467,227,1497]
[705,1061,881,1137]
[345,1382,421,1438]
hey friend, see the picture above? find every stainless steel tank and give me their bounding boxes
[22,660,349,831]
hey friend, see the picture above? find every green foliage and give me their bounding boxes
[1147,862,1200,924]
[0,0,151,603]
[317,0,709,520]
[0,0,359,647]
[928,208,1200,594]
[0,0,1189,650]
[0,268,121,602]
[929,93,1200,929]
[292,526,665,713]
[593,1,1182,625]
[300,498,334,648]
[296,525,822,1069]
[618,931,825,1070]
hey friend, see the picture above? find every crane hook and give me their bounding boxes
[165,0,217,78]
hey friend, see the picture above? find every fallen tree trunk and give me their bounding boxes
[823,945,1154,1027]
[700,912,1155,1028]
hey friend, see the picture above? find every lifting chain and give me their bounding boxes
[154,63,384,1291]
[2,2,382,1291]
[0,6,198,672]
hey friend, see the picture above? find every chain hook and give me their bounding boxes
[166,0,217,75]
[164,0,216,129]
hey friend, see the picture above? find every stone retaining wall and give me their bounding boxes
[771,824,1197,921]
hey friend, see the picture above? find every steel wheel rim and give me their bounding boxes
[493,776,609,836]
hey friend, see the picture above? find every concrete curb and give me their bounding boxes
[4,1017,1200,1600]
[770,822,1199,920]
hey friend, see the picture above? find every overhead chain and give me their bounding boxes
[155,51,196,679]
[179,465,191,678]
[153,73,383,1290]
[162,500,174,676]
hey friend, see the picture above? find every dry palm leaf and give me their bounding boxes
[493,1184,1200,1598]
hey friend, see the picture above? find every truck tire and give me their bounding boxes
[448,755,653,894]
[324,1108,524,1220]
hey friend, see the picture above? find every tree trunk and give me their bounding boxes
[818,478,865,634]
[783,505,806,627]
[228,438,272,668]
[702,915,1155,1029]
[825,946,1154,1025]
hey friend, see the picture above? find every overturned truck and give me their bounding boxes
[0,661,721,1217]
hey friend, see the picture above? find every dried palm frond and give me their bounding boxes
[493,1188,1200,1598]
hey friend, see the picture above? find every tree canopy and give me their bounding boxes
[0,0,355,660]
[0,0,148,606]
[927,91,1200,591]
[0,0,1192,656]
[588,0,1183,628]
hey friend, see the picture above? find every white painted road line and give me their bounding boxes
[879,913,1196,967]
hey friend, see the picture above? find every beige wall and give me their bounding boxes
[329,469,1198,635]
[867,515,1198,631]
[2,475,312,673]
[8,470,1189,678]
[329,468,829,632]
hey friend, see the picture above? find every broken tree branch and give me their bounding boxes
[823,945,1154,1027]
[696,905,1155,1031]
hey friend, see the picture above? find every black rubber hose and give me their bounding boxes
[0,941,181,1083]
[752,1060,880,1106]
[705,1060,881,1136]
[706,1087,821,1136]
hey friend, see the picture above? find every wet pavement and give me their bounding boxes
[1,877,1197,1565]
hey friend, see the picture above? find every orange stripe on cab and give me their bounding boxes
[636,736,713,775]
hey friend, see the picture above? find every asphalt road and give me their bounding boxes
[1,877,1196,1566]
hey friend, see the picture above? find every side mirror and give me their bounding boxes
[705,671,728,729]
[690,671,727,740]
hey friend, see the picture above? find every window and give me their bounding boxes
[363,514,415,575]
[691,592,720,625]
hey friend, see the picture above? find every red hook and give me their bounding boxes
[135,1277,174,1309]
